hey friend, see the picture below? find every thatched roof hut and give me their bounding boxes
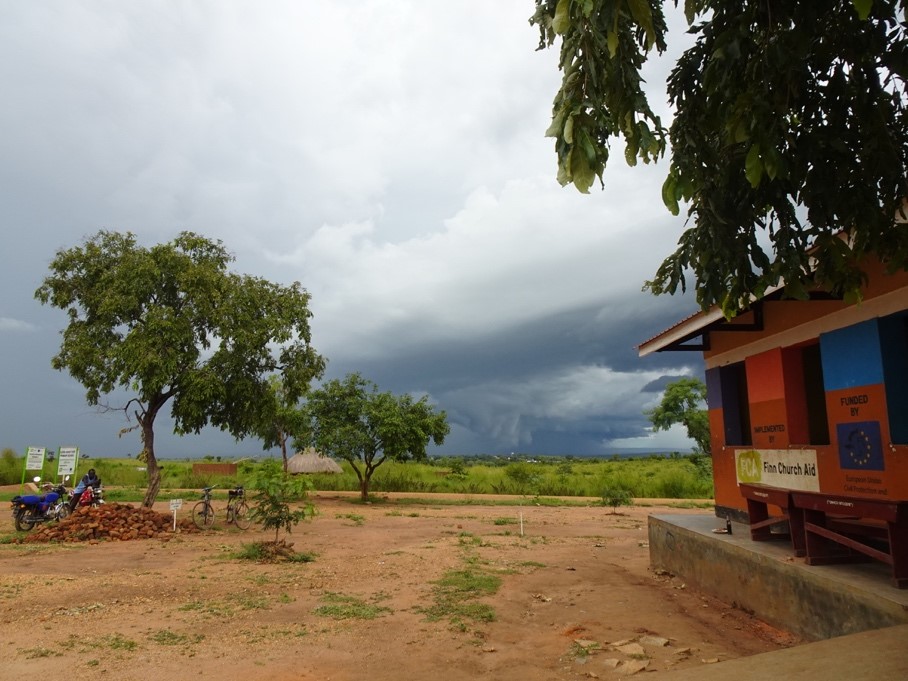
[287,448,343,474]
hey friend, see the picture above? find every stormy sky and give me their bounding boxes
[0,2,703,459]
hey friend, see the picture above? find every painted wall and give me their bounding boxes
[705,294,908,515]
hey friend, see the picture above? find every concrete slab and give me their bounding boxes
[649,513,908,640]
[647,624,908,680]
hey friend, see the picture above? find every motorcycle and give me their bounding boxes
[10,477,71,532]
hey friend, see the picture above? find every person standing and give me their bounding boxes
[69,468,101,511]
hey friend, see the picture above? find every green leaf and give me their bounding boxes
[570,147,594,193]
[544,108,565,138]
[763,147,780,181]
[552,0,570,35]
[843,288,864,305]
[661,174,679,215]
[744,144,763,188]
[625,140,638,166]
[683,0,704,24]
[607,30,619,58]
[852,0,873,21]
[626,0,656,49]
[556,157,571,187]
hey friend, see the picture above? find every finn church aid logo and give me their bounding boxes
[736,450,762,483]
[837,421,885,471]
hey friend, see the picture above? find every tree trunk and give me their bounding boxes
[280,434,289,473]
[140,418,161,508]
[360,477,369,502]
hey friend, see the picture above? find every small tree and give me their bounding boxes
[645,378,710,455]
[249,459,316,543]
[601,487,633,514]
[305,373,450,501]
[255,375,312,473]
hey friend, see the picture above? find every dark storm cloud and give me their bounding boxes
[319,292,701,455]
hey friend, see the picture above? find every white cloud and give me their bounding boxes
[0,317,37,332]
[609,423,695,452]
[268,169,677,359]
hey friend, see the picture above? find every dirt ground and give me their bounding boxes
[0,492,800,680]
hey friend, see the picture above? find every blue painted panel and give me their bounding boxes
[719,363,750,446]
[879,311,908,444]
[705,367,722,411]
[819,319,884,391]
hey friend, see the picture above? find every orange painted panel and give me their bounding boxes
[780,347,808,443]
[746,349,785,402]
[708,409,725,451]
[748,399,789,448]
[712,446,741,511]
[826,384,889,427]
[817,443,908,500]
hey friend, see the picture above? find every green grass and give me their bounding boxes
[419,567,501,629]
[313,592,391,620]
[0,452,715,502]
[335,513,365,526]
[21,646,58,659]
[228,541,317,564]
[148,629,204,646]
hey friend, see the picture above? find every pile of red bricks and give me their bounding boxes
[23,503,198,543]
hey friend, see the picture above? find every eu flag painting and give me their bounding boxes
[837,421,885,471]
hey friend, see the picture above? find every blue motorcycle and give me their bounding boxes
[10,477,71,532]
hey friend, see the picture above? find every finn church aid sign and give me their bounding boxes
[735,449,820,492]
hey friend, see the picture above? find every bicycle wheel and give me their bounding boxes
[192,501,215,529]
[232,500,251,530]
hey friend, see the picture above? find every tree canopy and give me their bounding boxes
[532,0,908,314]
[645,377,710,454]
[35,230,325,506]
[305,373,450,501]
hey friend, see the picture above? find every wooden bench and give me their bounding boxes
[738,483,805,556]
[788,491,908,589]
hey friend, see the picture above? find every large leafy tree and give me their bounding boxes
[305,373,450,501]
[35,230,325,507]
[645,377,710,454]
[532,0,908,314]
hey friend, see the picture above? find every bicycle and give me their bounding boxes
[192,486,216,529]
[191,485,252,530]
[226,485,251,530]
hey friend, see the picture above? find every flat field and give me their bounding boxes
[0,492,798,681]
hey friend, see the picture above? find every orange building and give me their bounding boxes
[639,260,908,522]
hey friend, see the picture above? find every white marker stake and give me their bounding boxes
[169,499,183,531]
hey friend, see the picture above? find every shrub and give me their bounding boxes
[600,487,633,513]
[249,459,316,542]
[0,449,20,485]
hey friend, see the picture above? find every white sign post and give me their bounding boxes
[21,446,46,489]
[169,499,183,531]
[25,446,45,471]
[57,446,79,479]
